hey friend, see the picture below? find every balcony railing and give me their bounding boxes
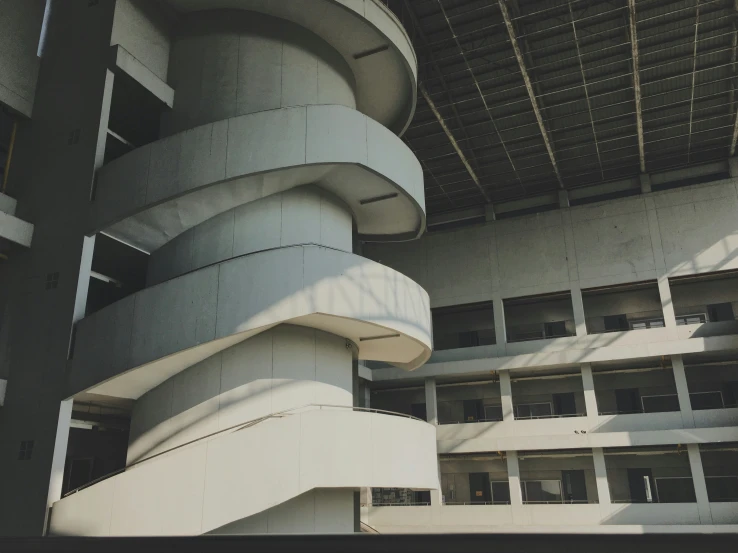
[586,310,665,334]
[506,320,575,343]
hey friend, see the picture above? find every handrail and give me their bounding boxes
[63,404,424,498]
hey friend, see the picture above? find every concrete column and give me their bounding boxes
[493,295,507,354]
[484,203,496,221]
[580,363,599,427]
[687,443,713,524]
[639,173,652,194]
[672,354,695,428]
[43,399,73,534]
[657,275,677,329]
[570,283,588,337]
[592,447,612,521]
[506,450,523,506]
[424,377,438,425]
[499,370,514,422]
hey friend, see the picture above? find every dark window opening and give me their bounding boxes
[18,440,34,461]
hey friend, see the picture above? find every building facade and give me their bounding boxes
[0,0,737,538]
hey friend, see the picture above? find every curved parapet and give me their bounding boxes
[92,105,425,252]
[48,408,439,536]
[68,245,432,400]
[163,0,417,135]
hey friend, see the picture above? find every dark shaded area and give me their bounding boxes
[3,533,737,553]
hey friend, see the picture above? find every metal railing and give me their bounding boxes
[63,404,424,498]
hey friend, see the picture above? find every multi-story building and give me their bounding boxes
[0,0,737,538]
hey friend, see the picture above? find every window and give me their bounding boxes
[655,477,696,503]
[490,481,511,504]
[630,318,665,330]
[690,391,724,411]
[45,272,59,290]
[706,476,738,502]
[544,321,567,338]
[463,399,484,422]
[515,402,552,419]
[522,480,562,503]
[18,440,34,461]
[676,313,706,325]
[410,403,427,421]
[641,394,680,413]
[615,388,641,414]
[604,314,629,331]
[483,404,503,421]
[707,302,735,322]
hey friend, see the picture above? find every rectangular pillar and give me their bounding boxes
[43,399,73,534]
[639,173,652,194]
[672,355,695,428]
[499,370,514,422]
[687,443,713,524]
[592,447,612,521]
[493,295,507,354]
[657,274,677,329]
[558,189,570,208]
[571,284,587,337]
[506,450,523,506]
[424,377,438,426]
[580,363,599,427]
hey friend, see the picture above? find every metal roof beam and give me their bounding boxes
[418,83,491,204]
[686,0,702,162]
[402,0,491,204]
[434,0,527,196]
[627,0,647,173]
[499,0,564,188]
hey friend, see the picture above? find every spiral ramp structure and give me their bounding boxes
[48,0,438,536]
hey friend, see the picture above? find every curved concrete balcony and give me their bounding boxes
[163,0,417,135]
[48,406,439,536]
[91,105,425,252]
[68,245,432,400]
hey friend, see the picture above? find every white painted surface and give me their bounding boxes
[127,326,353,464]
[0,193,17,216]
[163,0,417,134]
[147,186,353,284]
[49,409,439,536]
[93,105,425,251]
[110,0,171,81]
[70,245,431,399]
[0,211,34,247]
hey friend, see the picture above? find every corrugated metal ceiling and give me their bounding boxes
[382,0,738,216]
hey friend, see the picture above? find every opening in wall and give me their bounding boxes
[431,301,496,351]
[504,291,575,343]
[86,233,148,316]
[102,70,166,167]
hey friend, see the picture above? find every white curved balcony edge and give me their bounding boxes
[164,0,418,135]
[49,409,439,536]
[92,105,425,252]
[68,245,432,400]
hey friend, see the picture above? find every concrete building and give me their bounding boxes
[0,0,737,538]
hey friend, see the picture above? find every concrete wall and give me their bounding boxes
[364,180,738,307]
[49,409,439,536]
[0,0,44,116]
[162,10,355,137]
[127,325,353,464]
[0,1,116,536]
[111,0,172,82]
[147,186,353,285]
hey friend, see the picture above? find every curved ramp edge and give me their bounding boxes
[48,409,439,536]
